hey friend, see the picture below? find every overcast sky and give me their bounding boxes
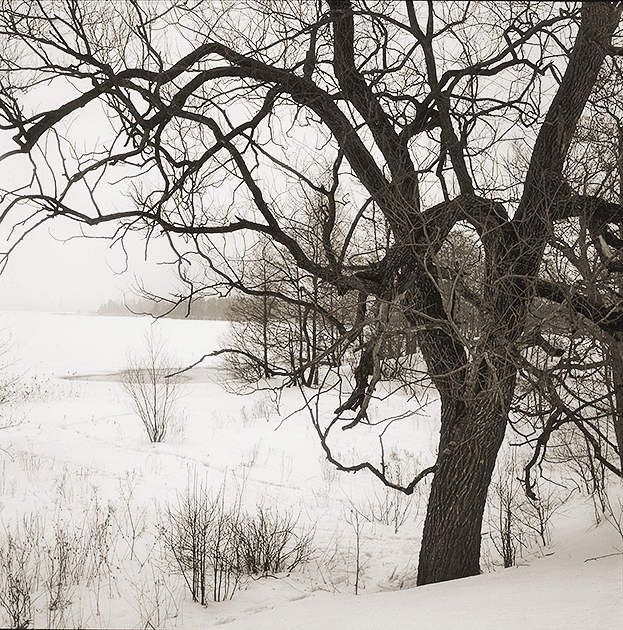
[0,220,179,313]
[0,231,124,312]
[0,75,181,313]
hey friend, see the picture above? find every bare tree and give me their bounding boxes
[222,232,356,386]
[0,1,622,585]
[122,328,183,443]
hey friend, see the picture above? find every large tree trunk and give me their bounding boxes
[416,396,508,585]
[406,269,518,586]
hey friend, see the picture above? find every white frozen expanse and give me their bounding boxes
[0,310,621,629]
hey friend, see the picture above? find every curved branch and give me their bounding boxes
[328,0,418,213]
[535,278,623,337]
[518,2,622,222]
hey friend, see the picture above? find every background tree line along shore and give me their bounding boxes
[96,296,235,320]
[0,0,622,588]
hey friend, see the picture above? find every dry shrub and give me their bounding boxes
[121,328,184,443]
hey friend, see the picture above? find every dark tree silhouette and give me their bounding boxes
[0,1,622,585]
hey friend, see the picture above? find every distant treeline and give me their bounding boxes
[96,296,235,320]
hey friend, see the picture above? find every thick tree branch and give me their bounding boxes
[535,278,623,337]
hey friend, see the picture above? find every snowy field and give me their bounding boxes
[0,310,621,629]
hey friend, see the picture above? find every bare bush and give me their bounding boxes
[0,330,21,428]
[547,423,611,524]
[0,518,40,630]
[344,507,367,595]
[45,523,80,629]
[162,477,217,606]
[0,494,118,629]
[602,482,623,541]
[121,328,184,443]
[489,471,523,568]
[208,508,244,602]
[486,451,569,568]
[519,483,570,548]
[115,471,149,562]
[131,559,183,630]
[162,477,243,604]
[234,506,314,576]
[363,449,424,534]
[163,478,314,604]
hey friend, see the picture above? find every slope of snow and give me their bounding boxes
[203,523,622,630]
[0,311,621,629]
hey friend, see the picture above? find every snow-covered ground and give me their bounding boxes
[0,311,621,629]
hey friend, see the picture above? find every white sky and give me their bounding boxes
[0,220,179,312]
[0,122,184,312]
